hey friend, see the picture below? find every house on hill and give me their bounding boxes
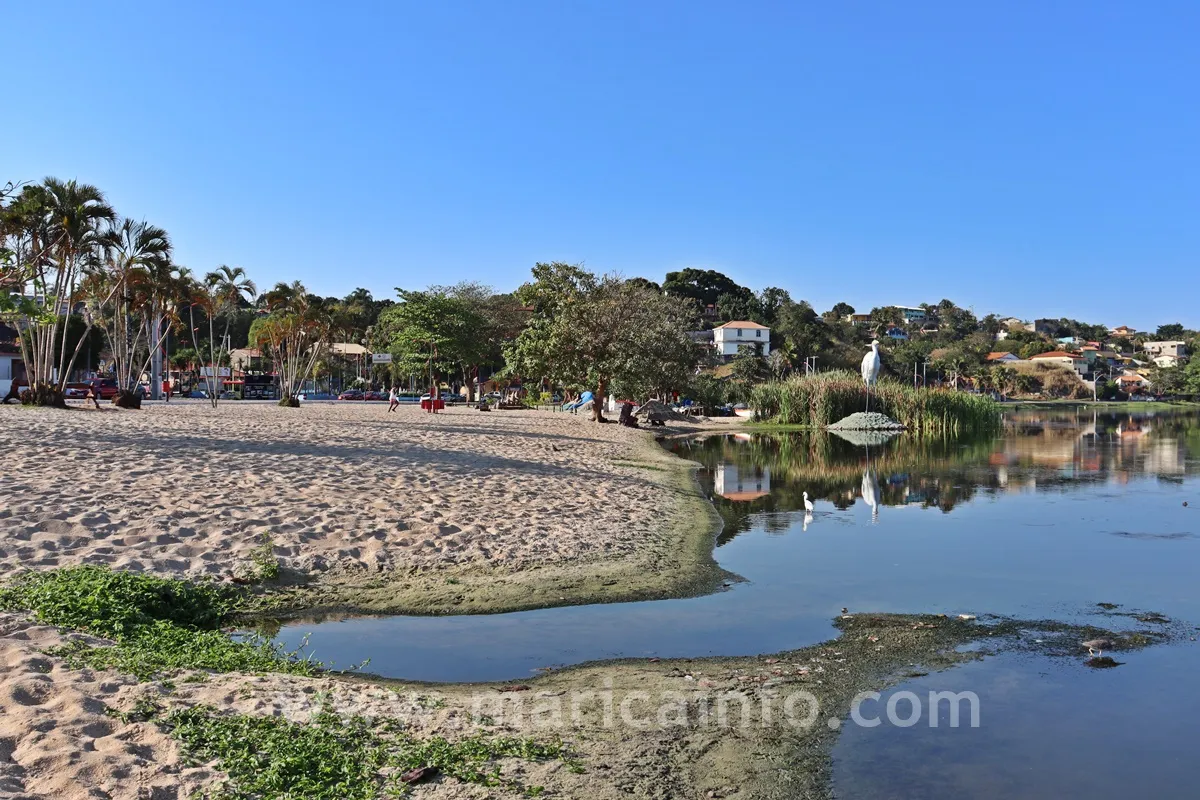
[712,321,771,360]
[1030,351,1088,376]
[986,352,1020,363]
[894,306,927,323]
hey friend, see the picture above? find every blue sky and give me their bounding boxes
[6,1,1197,330]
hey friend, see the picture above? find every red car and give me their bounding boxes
[64,379,120,399]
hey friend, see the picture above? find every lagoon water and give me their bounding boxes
[271,407,1200,797]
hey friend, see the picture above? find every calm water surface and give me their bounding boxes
[272,407,1200,797]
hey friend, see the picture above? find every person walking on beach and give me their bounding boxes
[388,386,400,413]
[87,380,101,409]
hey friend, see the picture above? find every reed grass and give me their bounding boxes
[749,370,1001,434]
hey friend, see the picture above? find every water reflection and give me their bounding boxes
[270,408,1199,684]
[672,410,1200,540]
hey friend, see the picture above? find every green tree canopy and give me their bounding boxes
[506,263,701,420]
[1156,323,1186,340]
[662,268,750,309]
[373,289,482,387]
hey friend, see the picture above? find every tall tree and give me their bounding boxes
[373,289,481,395]
[1156,323,1186,340]
[254,282,329,406]
[507,263,701,421]
[662,268,753,320]
[84,217,173,405]
[1,179,114,403]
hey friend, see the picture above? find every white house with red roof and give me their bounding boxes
[713,321,771,359]
[1030,350,1089,376]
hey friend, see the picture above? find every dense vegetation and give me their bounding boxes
[5,175,1196,407]
[0,566,317,679]
[750,371,1002,434]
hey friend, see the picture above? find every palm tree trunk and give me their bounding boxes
[150,311,163,400]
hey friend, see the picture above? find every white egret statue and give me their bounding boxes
[860,339,882,411]
[803,491,814,513]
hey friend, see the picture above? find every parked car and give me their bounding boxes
[337,390,365,401]
[363,390,386,401]
[65,379,120,399]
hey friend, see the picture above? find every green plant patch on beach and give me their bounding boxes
[0,565,234,636]
[0,565,318,679]
[156,703,578,799]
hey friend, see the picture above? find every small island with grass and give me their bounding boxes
[749,370,1002,434]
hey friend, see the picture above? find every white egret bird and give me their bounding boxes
[860,339,882,411]
[803,491,814,513]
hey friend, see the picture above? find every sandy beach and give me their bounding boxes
[0,402,709,584]
[0,401,725,798]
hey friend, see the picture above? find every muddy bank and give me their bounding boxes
[84,611,1173,800]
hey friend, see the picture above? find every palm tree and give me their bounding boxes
[87,217,171,403]
[254,282,329,405]
[143,259,189,400]
[19,178,114,402]
[205,264,256,356]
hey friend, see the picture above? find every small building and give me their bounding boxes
[712,321,770,359]
[1153,354,1182,368]
[986,352,1020,363]
[0,347,25,398]
[884,326,909,341]
[1118,371,1151,392]
[894,306,927,323]
[1143,341,1188,359]
[845,313,873,326]
[1109,325,1137,337]
[1030,350,1089,376]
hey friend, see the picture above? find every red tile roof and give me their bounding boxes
[986,352,1015,360]
[715,321,769,330]
[1030,351,1084,360]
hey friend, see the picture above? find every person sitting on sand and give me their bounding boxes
[2,381,19,404]
[388,386,400,413]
